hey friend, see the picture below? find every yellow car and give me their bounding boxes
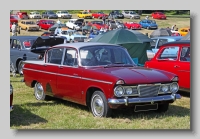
[18,20,39,31]
[77,11,92,19]
[178,27,190,36]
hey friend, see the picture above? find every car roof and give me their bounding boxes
[151,36,183,40]
[10,36,39,39]
[54,42,123,49]
[162,40,190,46]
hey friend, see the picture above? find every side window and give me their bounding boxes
[150,39,157,49]
[47,48,64,64]
[180,47,190,62]
[63,49,78,66]
[157,46,179,60]
[157,39,168,48]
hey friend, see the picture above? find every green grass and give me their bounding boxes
[10,75,190,129]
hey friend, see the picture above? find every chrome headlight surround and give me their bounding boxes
[125,87,133,95]
[170,82,179,93]
[160,85,169,93]
[114,86,124,97]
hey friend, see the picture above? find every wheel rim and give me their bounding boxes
[34,82,44,100]
[91,94,104,117]
[18,61,24,74]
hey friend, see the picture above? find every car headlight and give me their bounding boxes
[125,87,133,95]
[170,83,179,93]
[10,84,13,95]
[114,86,124,97]
[161,85,169,93]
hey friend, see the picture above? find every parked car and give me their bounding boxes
[145,40,190,92]
[178,27,190,36]
[116,20,126,29]
[147,36,183,59]
[10,84,14,112]
[109,10,124,19]
[124,22,142,30]
[41,32,52,36]
[171,31,181,36]
[16,11,29,19]
[139,19,158,30]
[37,19,56,30]
[122,10,140,19]
[88,20,109,30]
[29,11,42,19]
[10,36,65,74]
[65,19,84,31]
[105,20,118,29]
[77,11,92,19]
[48,23,68,32]
[10,14,19,24]
[151,12,167,20]
[22,42,181,117]
[57,29,87,42]
[42,11,58,19]
[18,20,40,31]
[56,10,72,19]
[92,12,108,19]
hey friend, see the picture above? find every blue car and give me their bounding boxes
[88,30,105,40]
[139,19,158,30]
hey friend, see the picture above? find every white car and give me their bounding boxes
[65,19,83,30]
[56,10,72,19]
[122,10,140,19]
[29,11,42,19]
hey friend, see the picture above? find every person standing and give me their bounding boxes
[102,15,106,24]
[11,22,17,36]
[57,19,61,24]
[171,24,176,31]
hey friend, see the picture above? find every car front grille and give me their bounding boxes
[74,37,87,42]
[138,84,160,98]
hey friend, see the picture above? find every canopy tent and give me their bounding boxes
[181,31,190,40]
[90,28,152,65]
[150,28,172,38]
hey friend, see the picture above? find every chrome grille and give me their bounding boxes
[138,85,160,98]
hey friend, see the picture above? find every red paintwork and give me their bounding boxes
[92,12,108,19]
[10,15,18,24]
[16,12,28,19]
[23,45,178,108]
[124,22,142,30]
[88,21,109,30]
[38,19,55,30]
[145,42,190,92]
[151,12,167,20]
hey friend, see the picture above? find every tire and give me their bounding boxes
[92,16,95,19]
[90,90,112,117]
[34,82,47,100]
[156,103,169,113]
[17,60,24,74]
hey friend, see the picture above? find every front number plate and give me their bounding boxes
[134,104,158,112]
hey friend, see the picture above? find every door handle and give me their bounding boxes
[174,65,180,68]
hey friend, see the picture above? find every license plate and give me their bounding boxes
[134,104,158,112]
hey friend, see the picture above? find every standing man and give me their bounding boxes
[102,15,106,24]
[171,24,176,31]
[11,22,17,36]
[57,19,61,24]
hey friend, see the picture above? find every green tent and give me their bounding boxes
[90,29,152,65]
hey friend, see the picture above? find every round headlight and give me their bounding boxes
[114,86,124,97]
[125,87,133,95]
[161,85,169,93]
[170,83,179,93]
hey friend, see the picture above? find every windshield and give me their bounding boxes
[35,12,40,14]
[10,15,18,19]
[83,12,89,14]
[61,11,69,14]
[147,20,156,24]
[47,21,55,24]
[130,11,136,14]
[93,21,103,25]
[48,11,55,14]
[80,45,134,66]
[23,39,35,49]
[25,21,35,24]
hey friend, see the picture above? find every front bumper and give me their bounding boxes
[108,94,181,105]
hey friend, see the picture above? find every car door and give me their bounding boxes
[176,46,190,89]
[56,48,82,100]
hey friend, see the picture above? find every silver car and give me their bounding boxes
[122,10,140,19]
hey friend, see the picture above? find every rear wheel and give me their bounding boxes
[17,60,24,75]
[90,91,112,117]
[34,82,47,100]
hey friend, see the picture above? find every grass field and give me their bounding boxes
[10,15,191,129]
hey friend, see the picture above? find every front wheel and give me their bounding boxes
[90,91,112,117]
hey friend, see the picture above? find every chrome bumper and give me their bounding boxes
[108,94,181,105]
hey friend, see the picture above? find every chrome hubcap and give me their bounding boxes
[92,95,104,117]
[35,83,44,100]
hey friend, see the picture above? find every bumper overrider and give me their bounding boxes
[108,94,181,106]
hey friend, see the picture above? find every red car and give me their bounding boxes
[23,42,181,117]
[124,22,142,30]
[88,21,108,30]
[38,19,56,30]
[151,12,167,20]
[10,15,19,24]
[92,12,108,19]
[145,40,190,92]
[16,12,29,19]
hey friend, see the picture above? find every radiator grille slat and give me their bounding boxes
[139,85,160,97]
